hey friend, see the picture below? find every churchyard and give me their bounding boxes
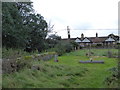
[2,48,118,88]
[2,2,119,89]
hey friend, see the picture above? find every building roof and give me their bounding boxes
[89,37,107,43]
[75,38,81,43]
[105,37,115,42]
[61,34,119,43]
[82,37,91,43]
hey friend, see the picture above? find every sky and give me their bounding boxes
[31,0,119,38]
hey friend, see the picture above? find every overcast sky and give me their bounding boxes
[31,0,119,38]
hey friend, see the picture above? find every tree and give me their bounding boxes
[26,13,48,51]
[70,41,79,50]
[46,34,61,48]
[47,21,54,33]
[2,2,34,48]
[2,2,48,52]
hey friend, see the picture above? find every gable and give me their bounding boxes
[82,38,91,43]
[105,37,115,42]
[75,38,81,43]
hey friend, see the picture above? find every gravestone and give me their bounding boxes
[54,54,58,62]
[79,60,104,64]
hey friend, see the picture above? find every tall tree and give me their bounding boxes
[2,2,48,52]
[2,2,34,48]
[28,14,48,51]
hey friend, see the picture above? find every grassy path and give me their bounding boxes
[49,49,117,88]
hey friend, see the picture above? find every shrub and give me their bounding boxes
[104,67,118,88]
[55,42,73,56]
[64,43,73,53]
[55,43,66,56]
[70,41,79,50]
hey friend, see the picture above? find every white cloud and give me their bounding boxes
[31,0,119,38]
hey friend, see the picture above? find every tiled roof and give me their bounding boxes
[89,37,107,43]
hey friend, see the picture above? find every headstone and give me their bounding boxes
[79,60,104,64]
[90,58,92,62]
[54,54,58,62]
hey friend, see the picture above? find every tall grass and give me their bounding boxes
[2,60,87,88]
[2,47,32,59]
[49,49,118,88]
[2,48,118,88]
[66,48,118,57]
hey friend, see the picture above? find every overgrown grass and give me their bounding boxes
[2,47,33,59]
[2,47,56,59]
[3,60,87,88]
[2,48,118,88]
[49,49,118,88]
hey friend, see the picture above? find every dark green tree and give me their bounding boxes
[46,34,61,48]
[70,41,79,50]
[2,2,34,48]
[2,2,48,52]
[28,14,48,51]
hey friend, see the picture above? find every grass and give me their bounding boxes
[2,48,118,88]
[2,61,87,88]
[2,47,33,59]
[49,49,118,88]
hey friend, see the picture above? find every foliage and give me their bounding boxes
[2,2,48,52]
[55,42,73,56]
[64,42,73,53]
[46,34,61,48]
[55,42,66,56]
[2,48,56,74]
[2,47,31,59]
[115,43,120,49]
[48,34,61,40]
[2,47,34,74]
[2,2,26,48]
[104,67,118,88]
[70,41,79,49]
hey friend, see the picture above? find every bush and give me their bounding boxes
[55,42,73,56]
[70,41,79,50]
[64,43,73,53]
[55,43,66,56]
[115,44,120,49]
[104,67,118,88]
[2,48,56,74]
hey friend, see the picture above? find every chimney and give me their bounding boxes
[67,26,70,39]
[81,33,84,39]
[96,33,98,37]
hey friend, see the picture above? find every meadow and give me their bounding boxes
[2,48,118,88]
